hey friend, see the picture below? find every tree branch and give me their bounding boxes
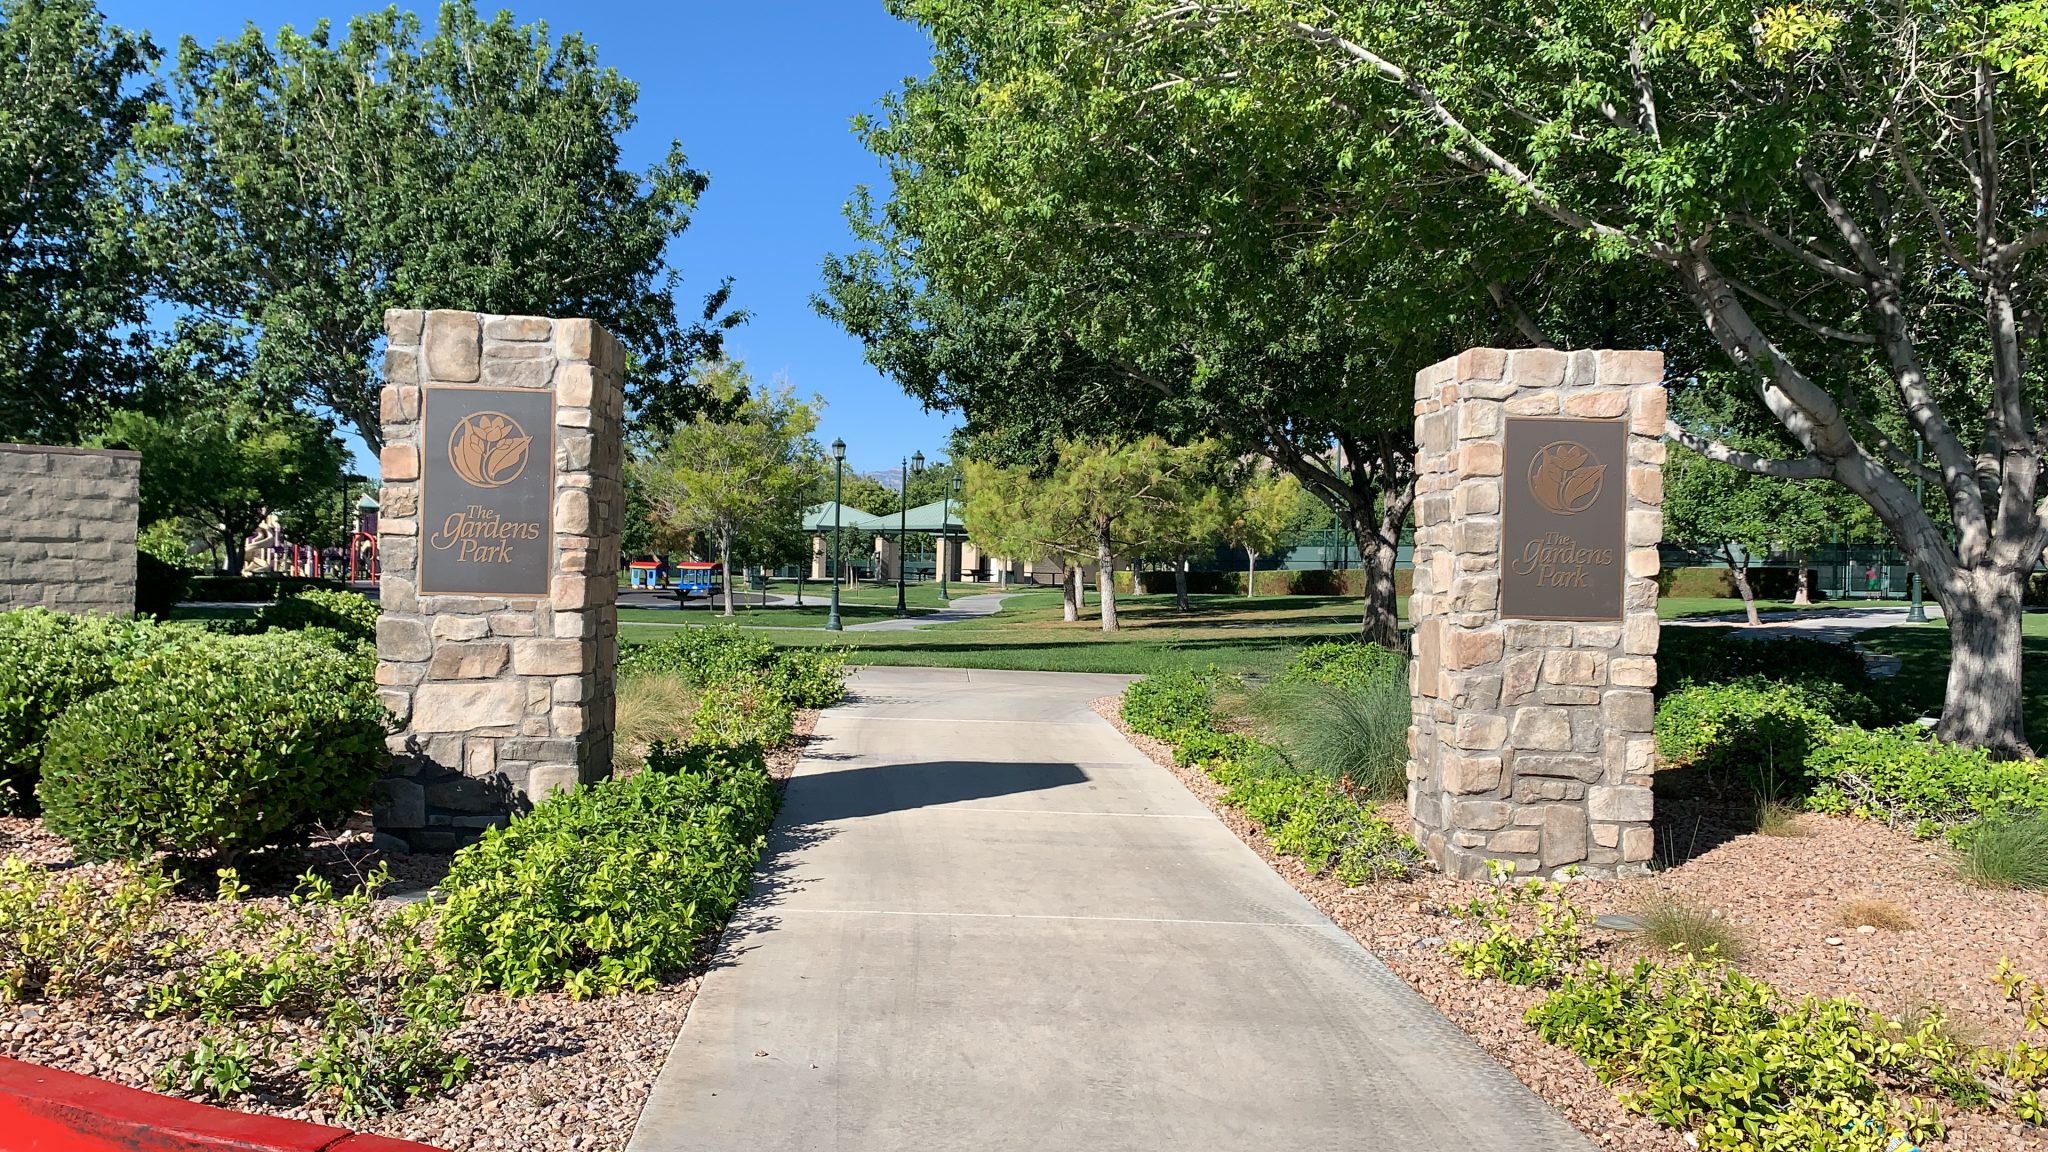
[1666,420,1833,479]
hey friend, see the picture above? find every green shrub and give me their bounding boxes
[38,631,388,862]
[255,588,380,646]
[690,676,798,749]
[1528,959,1965,1152]
[1221,771,1421,882]
[1447,871,1586,985]
[764,648,850,710]
[0,609,165,809]
[185,574,342,603]
[1249,676,1411,802]
[1805,725,2048,836]
[1961,817,2048,891]
[1658,628,1871,690]
[436,742,777,997]
[1653,679,1837,792]
[620,625,846,714]
[152,866,471,1118]
[620,624,778,681]
[1121,668,1213,739]
[1169,727,1265,771]
[1277,640,1407,691]
[0,856,173,1001]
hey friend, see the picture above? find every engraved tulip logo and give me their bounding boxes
[1528,440,1606,515]
[448,411,531,489]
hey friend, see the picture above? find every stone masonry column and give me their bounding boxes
[372,309,625,852]
[1407,348,1665,879]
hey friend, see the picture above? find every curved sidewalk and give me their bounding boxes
[627,667,1588,1152]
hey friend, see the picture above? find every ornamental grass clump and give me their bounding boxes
[37,631,388,863]
[1960,816,2048,892]
[1247,674,1411,803]
[1634,898,1748,962]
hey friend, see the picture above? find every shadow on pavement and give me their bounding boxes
[779,759,1090,824]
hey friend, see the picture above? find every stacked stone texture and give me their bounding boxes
[0,444,139,616]
[373,309,624,851]
[1407,348,1665,879]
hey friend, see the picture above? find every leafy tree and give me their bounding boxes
[101,398,347,576]
[962,458,1097,621]
[1094,0,2048,750]
[0,0,157,443]
[127,1,741,450]
[825,5,1675,648]
[1226,469,1318,599]
[634,362,826,616]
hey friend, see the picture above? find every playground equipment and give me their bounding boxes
[673,561,721,605]
[628,559,662,588]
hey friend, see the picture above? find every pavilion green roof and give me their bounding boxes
[801,499,965,534]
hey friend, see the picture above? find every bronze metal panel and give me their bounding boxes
[419,386,555,597]
[1501,417,1626,621]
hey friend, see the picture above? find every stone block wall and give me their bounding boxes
[373,309,625,852]
[0,444,139,616]
[1407,348,1666,879]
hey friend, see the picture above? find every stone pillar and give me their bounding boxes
[810,534,827,580]
[877,536,899,580]
[1407,348,1665,879]
[961,541,982,582]
[373,309,625,852]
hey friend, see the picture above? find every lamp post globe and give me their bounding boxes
[827,438,846,632]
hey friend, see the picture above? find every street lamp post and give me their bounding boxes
[939,474,961,602]
[1907,439,1928,623]
[827,439,846,632]
[897,451,923,617]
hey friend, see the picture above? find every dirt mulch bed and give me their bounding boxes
[0,708,821,1152]
[1090,696,2048,1151]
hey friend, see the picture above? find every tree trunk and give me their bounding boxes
[223,532,246,577]
[1174,552,1190,613]
[1792,553,1811,606]
[719,538,734,617]
[1724,545,1761,626]
[1062,563,1078,622]
[1351,516,1401,649]
[1937,568,2032,756]
[1097,523,1119,633]
[1246,550,1258,599]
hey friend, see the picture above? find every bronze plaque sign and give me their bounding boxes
[1501,416,1625,621]
[420,387,554,596]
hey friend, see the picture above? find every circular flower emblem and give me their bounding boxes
[1528,440,1606,516]
[448,411,532,489]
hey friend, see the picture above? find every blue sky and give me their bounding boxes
[97,0,960,478]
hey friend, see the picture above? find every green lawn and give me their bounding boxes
[1858,611,2048,739]
[624,590,1367,677]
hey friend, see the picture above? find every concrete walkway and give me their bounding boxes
[842,590,1012,632]
[1664,602,1943,644]
[627,667,1588,1152]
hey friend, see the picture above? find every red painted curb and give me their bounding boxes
[0,1056,447,1152]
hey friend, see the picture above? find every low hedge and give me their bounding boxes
[38,631,388,862]
[186,574,344,603]
[436,741,777,997]
[254,588,380,647]
[1122,671,1420,882]
[1806,725,2048,839]
[620,625,846,711]
[1654,679,1844,792]
[1276,641,1407,692]
[0,609,164,810]
[1120,667,1213,739]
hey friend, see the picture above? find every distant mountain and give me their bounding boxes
[865,468,904,492]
